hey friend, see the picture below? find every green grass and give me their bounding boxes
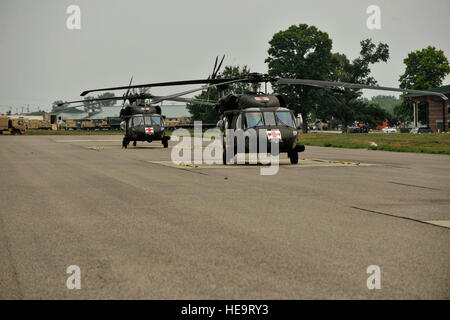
[23,130,124,135]
[298,132,450,155]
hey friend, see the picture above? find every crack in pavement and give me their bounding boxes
[388,181,440,191]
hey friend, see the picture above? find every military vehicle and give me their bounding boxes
[61,119,78,130]
[58,77,213,148]
[44,114,58,130]
[77,56,448,164]
[214,94,304,164]
[106,117,122,130]
[26,119,52,130]
[23,114,57,130]
[59,54,448,162]
[0,116,26,135]
[79,119,96,130]
[119,102,169,148]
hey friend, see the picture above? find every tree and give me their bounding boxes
[393,99,429,126]
[320,39,390,131]
[96,92,116,107]
[399,46,450,90]
[82,92,117,112]
[83,96,97,112]
[369,95,400,116]
[130,87,151,106]
[51,100,69,112]
[396,46,450,123]
[186,65,251,123]
[265,24,334,132]
[357,101,392,128]
[393,100,412,124]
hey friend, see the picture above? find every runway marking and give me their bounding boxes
[87,146,105,151]
[147,160,209,175]
[147,159,374,169]
[54,139,122,143]
[350,206,450,230]
[388,181,440,191]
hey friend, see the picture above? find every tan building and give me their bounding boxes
[408,85,450,132]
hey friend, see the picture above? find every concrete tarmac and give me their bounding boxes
[0,135,449,299]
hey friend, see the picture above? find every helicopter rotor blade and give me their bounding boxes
[80,78,242,96]
[58,93,216,108]
[57,96,122,107]
[54,104,88,112]
[276,78,448,100]
[150,78,247,104]
[165,97,216,106]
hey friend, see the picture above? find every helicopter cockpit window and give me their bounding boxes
[132,115,144,126]
[263,112,276,126]
[245,112,263,128]
[144,116,163,126]
[275,112,295,127]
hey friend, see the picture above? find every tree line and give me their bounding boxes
[188,24,450,131]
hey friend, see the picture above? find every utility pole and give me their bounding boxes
[413,100,418,128]
[443,100,447,132]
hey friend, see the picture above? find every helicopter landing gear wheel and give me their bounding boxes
[222,146,235,165]
[222,148,227,165]
[133,141,137,147]
[122,138,128,149]
[163,139,168,148]
[289,150,299,164]
[222,138,234,165]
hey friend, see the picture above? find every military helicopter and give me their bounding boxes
[58,77,214,149]
[75,57,448,164]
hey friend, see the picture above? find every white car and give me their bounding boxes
[382,127,397,133]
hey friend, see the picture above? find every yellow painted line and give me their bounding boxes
[329,160,361,166]
[54,139,122,142]
[87,146,105,150]
[148,159,373,169]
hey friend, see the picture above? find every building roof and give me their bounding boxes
[89,106,123,119]
[54,104,192,120]
[57,112,89,120]
[161,104,191,118]
[405,84,450,98]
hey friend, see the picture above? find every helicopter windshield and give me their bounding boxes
[144,115,163,126]
[245,111,295,128]
[132,115,144,126]
[245,112,264,128]
[263,112,276,126]
[275,112,295,127]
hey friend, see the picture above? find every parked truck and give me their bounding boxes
[0,116,26,135]
[60,119,78,130]
[26,119,52,130]
[79,119,95,130]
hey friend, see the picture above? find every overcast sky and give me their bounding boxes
[1,0,449,112]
